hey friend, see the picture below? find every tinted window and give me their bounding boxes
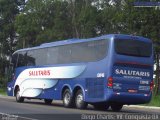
[71,40,108,62]
[47,39,108,65]
[47,47,59,65]
[12,52,27,68]
[115,39,152,57]
[11,53,18,68]
[15,39,108,67]
[58,45,72,64]
[26,50,36,66]
[27,49,47,66]
[17,52,27,67]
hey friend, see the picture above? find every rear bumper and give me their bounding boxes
[85,89,152,104]
[108,91,152,105]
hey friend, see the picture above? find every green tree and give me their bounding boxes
[15,0,99,47]
[16,0,73,47]
[66,0,98,38]
[0,0,23,77]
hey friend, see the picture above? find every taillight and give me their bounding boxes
[150,80,154,91]
[107,77,113,88]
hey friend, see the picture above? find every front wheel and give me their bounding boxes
[75,90,87,109]
[16,89,24,103]
[44,99,52,105]
[110,103,123,112]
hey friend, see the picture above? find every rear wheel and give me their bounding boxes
[110,103,123,112]
[63,89,73,108]
[44,99,52,105]
[75,90,87,109]
[15,89,24,103]
[93,103,109,110]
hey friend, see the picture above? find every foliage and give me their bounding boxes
[15,0,99,47]
[0,88,7,95]
[0,0,160,95]
[0,0,21,77]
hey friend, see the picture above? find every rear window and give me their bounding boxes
[115,39,152,57]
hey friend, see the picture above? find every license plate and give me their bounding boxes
[128,89,137,93]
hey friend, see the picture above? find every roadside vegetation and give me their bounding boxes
[150,95,160,107]
[0,88,7,96]
[0,77,7,95]
[145,92,160,107]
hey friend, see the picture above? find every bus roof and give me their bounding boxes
[14,34,152,54]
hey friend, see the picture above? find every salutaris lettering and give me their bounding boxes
[29,70,51,76]
[115,69,150,77]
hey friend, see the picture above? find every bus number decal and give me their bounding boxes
[97,73,105,78]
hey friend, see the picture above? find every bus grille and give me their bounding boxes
[86,78,104,98]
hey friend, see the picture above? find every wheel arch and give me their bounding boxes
[61,85,72,99]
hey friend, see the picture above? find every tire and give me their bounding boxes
[63,89,73,108]
[110,103,123,112]
[93,103,110,110]
[75,90,87,109]
[15,88,24,103]
[44,99,52,105]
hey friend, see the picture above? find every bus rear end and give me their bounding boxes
[109,35,153,106]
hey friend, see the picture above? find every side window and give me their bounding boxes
[93,40,108,59]
[26,50,35,66]
[58,45,72,64]
[17,52,27,67]
[35,49,47,65]
[71,40,108,63]
[11,53,18,69]
[47,47,59,65]
[71,42,90,62]
[12,39,108,67]
[27,49,47,66]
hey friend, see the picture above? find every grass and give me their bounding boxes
[143,94,160,107]
[0,88,7,96]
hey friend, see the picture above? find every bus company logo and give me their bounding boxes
[115,69,150,77]
[29,70,51,76]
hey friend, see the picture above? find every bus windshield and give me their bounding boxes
[115,39,152,57]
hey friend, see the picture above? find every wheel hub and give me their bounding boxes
[76,94,83,106]
[64,93,70,105]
